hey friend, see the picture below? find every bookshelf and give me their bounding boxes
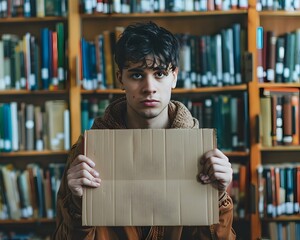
[1,0,300,239]
[0,1,69,239]
[249,0,300,238]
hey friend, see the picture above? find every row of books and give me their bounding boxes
[176,23,246,88]
[0,163,65,220]
[227,163,247,218]
[80,23,247,90]
[259,88,299,147]
[0,22,67,91]
[80,0,248,14]
[81,98,110,133]
[0,100,70,153]
[267,221,300,240]
[80,28,121,90]
[256,0,300,11]
[0,0,68,18]
[256,27,300,83]
[183,92,249,151]
[257,164,300,219]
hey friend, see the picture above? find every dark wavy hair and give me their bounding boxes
[114,21,179,72]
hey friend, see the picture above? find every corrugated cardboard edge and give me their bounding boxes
[83,130,88,225]
[208,128,219,224]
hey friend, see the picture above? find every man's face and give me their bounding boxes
[118,59,178,121]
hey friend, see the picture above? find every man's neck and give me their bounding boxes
[126,109,170,129]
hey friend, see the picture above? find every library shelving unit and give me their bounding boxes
[5,0,300,239]
[0,11,69,240]
[248,0,300,238]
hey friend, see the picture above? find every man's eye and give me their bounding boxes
[131,73,143,79]
[155,71,167,78]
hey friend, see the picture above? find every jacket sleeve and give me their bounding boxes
[211,192,236,240]
[52,135,97,240]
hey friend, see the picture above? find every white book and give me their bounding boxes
[2,166,21,219]
[113,0,121,13]
[64,109,70,151]
[24,33,31,90]
[18,171,32,218]
[36,0,45,17]
[2,34,11,89]
[185,0,194,11]
[10,102,19,151]
[179,40,191,73]
[215,34,223,87]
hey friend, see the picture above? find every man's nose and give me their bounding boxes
[142,76,157,93]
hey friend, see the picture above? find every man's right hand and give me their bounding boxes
[67,154,101,197]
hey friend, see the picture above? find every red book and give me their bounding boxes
[51,32,58,90]
[283,95,293,145]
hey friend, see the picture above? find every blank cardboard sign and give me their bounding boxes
[82,129,219,226]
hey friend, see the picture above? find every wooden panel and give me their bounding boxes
[247,5,262,240]
[260,16,300,35]
[69,0,82,144]
[0,19,67,37]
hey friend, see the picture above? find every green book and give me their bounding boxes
[0,104,4,152]
[283,32,295,83]
[0,41,4,90]
[293,29,300,83]
[56,22,65,89]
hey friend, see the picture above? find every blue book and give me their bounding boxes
[24,0,31,17]
[29,35,38,90]
[81,99,89,133]
[3,103,12,152]
[81,38,88,89]
[41,28,50,89]
[296,222,300,240]
[48,29,53,88]
[100,35,107,88]
[0,104,4,152]
[89,42,97,89]
[277,222,283,240]
[286,166,294,214]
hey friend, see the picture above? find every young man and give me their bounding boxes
[53,22,235,240]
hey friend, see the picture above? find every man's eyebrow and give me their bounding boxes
[127,68,144,72]
[126,66,167,72]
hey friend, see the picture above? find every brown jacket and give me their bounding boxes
[52,97,236,240]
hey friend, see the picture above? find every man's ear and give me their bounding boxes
[172,67,178,89]
[116,70,124,89]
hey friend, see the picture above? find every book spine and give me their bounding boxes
[257,27,264,83]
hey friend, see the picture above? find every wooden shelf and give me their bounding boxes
[262,215,300,222]
[259,10,300,17]
[0,150,69,157]
[258,83,300,88]
[0,16,67,23]
[81,84,248,95]
[172,85,248,93]
[81,89,124,95]
[260,146,300,151]
[0,90,69,95]
[81,10,248,19]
